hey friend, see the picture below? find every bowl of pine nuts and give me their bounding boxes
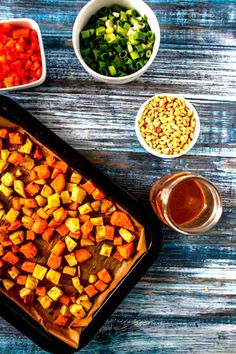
[135,94,200,158]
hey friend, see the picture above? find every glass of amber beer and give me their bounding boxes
[150,172,223,235]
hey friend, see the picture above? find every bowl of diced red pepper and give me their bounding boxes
[0,18,46,91]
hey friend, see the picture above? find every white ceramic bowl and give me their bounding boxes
[0,18,46,92]
[73,0,160,84]
[135,94,200,158]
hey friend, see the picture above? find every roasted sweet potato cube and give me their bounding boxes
[36,286,47,296]
[71,186,86,204]
[42,227,55,242]
[64,253,77,267]
[119,228,136,243]
[51,174,66,193]
[8,220,22,231]
[33,264,48,280]
[80,238,95,247]
[3,251,19,265]
[38,295,53,309]
[46,268,61,285]
[47,253,62,270]
[0,128,9,138]
[89,274,97,284]
[100,244,113,257]
[114,236,123,246]
[96,226,106,242]
[12,197,21,210]
[56,224,69,236]
[72,277,84,293]
[14,180,26,197]
[110,211,134,231]
[92,188,105,201]
[9,230,24,245]
[25,275,39,290]
[90,217,103,226]
[5,208,20,224]
[18,138,33,154]
[0,183,13,197]
[51,240,66,256]
[54,161,68,174]
[53,207,67,223]
[19,287,31,299]
[65,236,77,252]
[35,195,47,207]
[117,242,135,260]
[32,218,48,234]
[47,286,63,301]
[8,266,20,279]
[67,183,76,192]
[78,214,90,223]
[33,145,43,160]
[54,315,69,327]
[60,190,71,204]
[9,152,24,166]
[81,220,94,236]
[2,279,15,291]
[37,208,49,220]
[20,242,37,258]
[75,249,92,263]
[9,132,23,145]
[63,266,76,277]
[97,268,112,283]
[84,285,98,298]
[81,180,96,195]
[67,210,77,218]
[16,275,27,285]
[26,230,36,241]
[21,261,36,273]
[60,305,71,317]
[1,172,15,187]
[41,185,53,198]
[69,304,83,317]
[91,201,101,211]
[21,156,35,170]
[94,279,108,292]
[101,199,113,213]
[65,218,80,233]
[113,250,124,262]
[78,202,93,215]
[22,198,37,208]
[106,225,115,240]
[69,231,81,240]
[70,172,82,184]
[35,165,51,179]
[22,216,34,229]
[47,193,60,208]
[59,295,71,306]
[25,182,40,197]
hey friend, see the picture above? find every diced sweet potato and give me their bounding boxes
[81,180,96,195]
[97,268,112,283]
[29,170,38,181]
[78,214,90,223]
[9,132,23,145]
[48,218,61,228]
[47,253,62,270]
[46,155,56,167]
[16,275,27,285]
[21,198,37,208]
[14,180,26,197]
[81,220,94,236]
[18,138,33,154]
[12,197,21,210]
[59,294,71,306]
[92,188,105,201]
[33,146,43,160]
[9,230,25,245]
[54,161,68,174]
[25,274,39,290]
[46,268,61,285]
[64,253,77,267]
[33,264,48,280]
[0,128,9,138]
[100,244,113,257]
[26,230,36,241]
[75,249,92,263]
[117,242,135,260]
[8,152,24,166]
[2,251,19,265]
[63,266,76,276]
[20,242,37,258]
[5,208,20,224]
[106,225,115,240]
[32,218,48,234]
[2,279,15,291]
[51,174,66,193]
[8,266,20,279]
[21,261,36,273]
[94,279,108,292]
[119,228,136,243]
[42,227,55,242]
[51,168,61,180]
[8,220,21,231]
[36,286,47,296]
[53,207,67,223]
[54,315,69,327]
[38,295,53,309]
[47,286,63,301]
[25,182,40,197]
[65,236,77,252]
[113,250,124,262]
[56,224,69,236]
[35,165,51,179]
[72,277,84,293]
[51,240,66,256]
[110,211,134,231]
[101,199,113,213]
[70,172,82,184]
[84,285,98,298]
[68,202,79,211]
[69,231,81,240]
[11,245,20,254]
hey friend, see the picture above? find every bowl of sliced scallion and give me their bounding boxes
[73,0,160,84]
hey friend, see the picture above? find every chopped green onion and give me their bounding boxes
[80,4,155,77]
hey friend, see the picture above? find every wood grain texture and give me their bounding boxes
[0,0,236,353]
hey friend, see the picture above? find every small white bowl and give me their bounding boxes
[72,0,160,85]
[0,18,46,92]
[135,94,200,158]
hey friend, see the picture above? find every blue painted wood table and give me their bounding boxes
[0,0,236,353]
